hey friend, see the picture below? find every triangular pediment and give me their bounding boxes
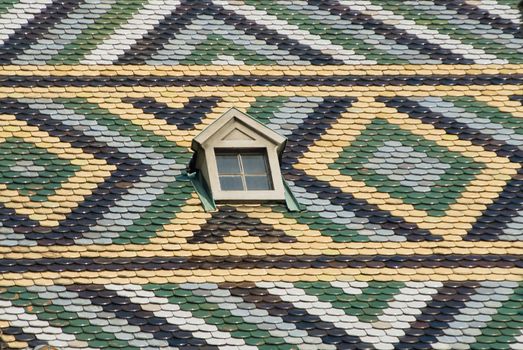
[222,128,256,141]
[192,108,286,152]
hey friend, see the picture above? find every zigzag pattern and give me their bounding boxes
[1,83,522,250]
[1,280,523,350]
[0,1,522,349]
[0,0,520,65]
[0,93,454,248]
[0,70,521,349]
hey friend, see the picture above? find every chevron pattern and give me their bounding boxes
[0,0,523,349]
[0,0,520,65]
[0,77,522,349]
[1,280,523,350]
[2,88,521,248]
[0,83,520,248]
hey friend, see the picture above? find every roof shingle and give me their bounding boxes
[0,0,522,349]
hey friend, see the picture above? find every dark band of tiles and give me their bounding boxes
[0,203,42,237]
[394,281,481,348]
[1,326,45,349]
[224,282,372,349]
[1,254,523,273]
[282,96,356,165]
[69,285,220,350]
[0,74,521,87]
[467,167,523,241]
[116,0,342,65]
[124,96,222,130]
[511,95,523,104]
[378,96,523,163]
[188,206,297,244]
[286,169,439,242]
[0,0,84,65]
[115,0,208,65]
[312,0,471,64]
[435,0,522,38]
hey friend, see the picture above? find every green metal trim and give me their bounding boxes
[283,178,304,212]
[186,171,216,212]
[187,171,302,212]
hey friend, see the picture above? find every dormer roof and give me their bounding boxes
[191,108,286,153]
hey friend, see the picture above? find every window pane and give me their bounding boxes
[219,175,244,191]
[242,153,269,175]
[245,175,272,190]
[216,153,241,175]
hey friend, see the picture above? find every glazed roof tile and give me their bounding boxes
[0,0,523,349]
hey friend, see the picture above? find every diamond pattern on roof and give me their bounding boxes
[0,0,523,349]
[330,117,485,217]
[0,137,80,202]
[0,76,521,349]
[0,114,115,228]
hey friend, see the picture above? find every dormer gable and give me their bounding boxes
[192,108,286,154]
[189,108,287,204]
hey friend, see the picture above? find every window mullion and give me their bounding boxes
[238,152,247,191]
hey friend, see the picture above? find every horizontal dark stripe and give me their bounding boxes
[1,254,522,273]
[0,74,520,87]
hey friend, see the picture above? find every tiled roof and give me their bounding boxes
[0,0,520,65]
[0,0,523,349]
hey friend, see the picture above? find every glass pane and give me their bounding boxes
[216,153,241,175]
[241,153,268,175]
[219,175,244,191]
[245,175,272,190]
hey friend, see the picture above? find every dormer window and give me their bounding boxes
[188,108,298,208]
